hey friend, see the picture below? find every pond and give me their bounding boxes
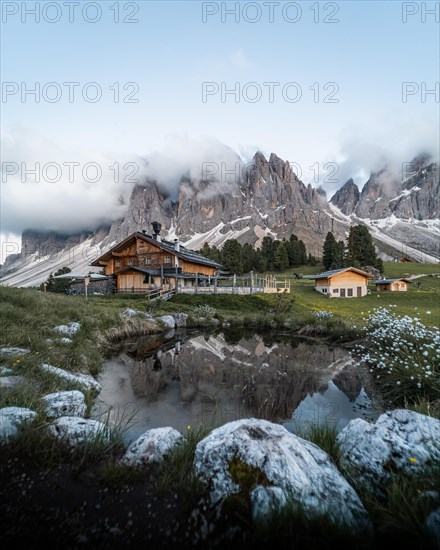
[94,330,379,442]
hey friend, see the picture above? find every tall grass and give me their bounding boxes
[297,423,341,464]
[155,426,209,510]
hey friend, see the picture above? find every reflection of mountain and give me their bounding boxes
[332,365,362,401]
[120,333,358,423]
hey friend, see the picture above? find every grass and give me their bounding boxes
[297,423,341,464]
[358,471,440,550]
[2,276,439,547]
[155,426,209,510]
[2,413,126,470]
[239,501,371,550]
[405,397,440,419]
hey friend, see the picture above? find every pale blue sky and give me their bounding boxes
[1,0,439,254]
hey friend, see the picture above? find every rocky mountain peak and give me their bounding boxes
[330,178,360,215]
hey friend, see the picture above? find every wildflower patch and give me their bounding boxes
[354,307,439,404]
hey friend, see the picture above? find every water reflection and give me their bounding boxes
[95,330,379,442]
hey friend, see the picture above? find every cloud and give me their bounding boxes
[1,127,147,235]
[0,130,246,235]
[141,135,244,198]
[327,117,439,197]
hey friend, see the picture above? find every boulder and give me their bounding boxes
[0,375,26,389]
[42,390,86,419]
[59,337,73,344]
[337,409,440,495]
[426,508,440,549]
[121,308,153,319]
[0,347,29,358]
[40,363,101,394]
[48,416,109,447]
[0,366,14,375]
[193,418,371,531]
[156,315,176,329]
[0,406,37,443]
[122,427,183,467]
[53,322,81,336]
[173,313,188,328]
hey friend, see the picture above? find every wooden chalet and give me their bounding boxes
[307,267,371,298]
[374,278,411,292]
[90,222,221,294]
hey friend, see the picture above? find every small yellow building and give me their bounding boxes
[375,278,411,292]
[309,267,371,298]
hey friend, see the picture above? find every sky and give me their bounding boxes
[1,0,439,261]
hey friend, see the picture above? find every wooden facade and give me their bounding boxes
[375,278,410,292]
[310,267,370,298]
[91,230,221,294]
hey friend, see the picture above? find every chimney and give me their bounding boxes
[151,221,162,242]
[174,239,180,253]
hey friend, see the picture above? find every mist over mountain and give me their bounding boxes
[1,148,438,287]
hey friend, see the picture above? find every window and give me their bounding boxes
[128,259,135,265]
[115,260,121,267]
[333,288,339,293]
[146,257,152,265]
[347,288,353,297]
[164,256,171,265]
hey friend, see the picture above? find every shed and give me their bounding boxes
[374,278,411,292]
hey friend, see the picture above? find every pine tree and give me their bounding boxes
[347,225,377,267]
[43,266,72,293]
[273,242,289,272]
[242,243,256,273]
[298,240,307,264]
[334,241,345,268]
[199,242,211,258]
[221,239,243,273]
[322,232,338,269]
[260,237,276,271]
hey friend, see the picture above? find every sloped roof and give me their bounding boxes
[91,232,221,269]
[374,278,411,284]
[307,267,372,280]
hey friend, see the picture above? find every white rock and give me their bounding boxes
[173,313,188,328]
[156,315,176,329]
[0,375,25,389]
[40,363,101,394]
[121,308,153,319]
[59,337,73,344]
[426,508,440,549]
[250,486,288,517]
[0,366,13,375]
[122,427,183,467]
[0,406,37,443]
[53,322,81,336]
[0,347,29,357]
[48,416,109,447]
[194,418,371,532]
[42,390,86,419]
[337,409,440,495]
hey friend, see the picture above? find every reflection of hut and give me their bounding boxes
[374,278,411,292]
[152,352,163,371]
